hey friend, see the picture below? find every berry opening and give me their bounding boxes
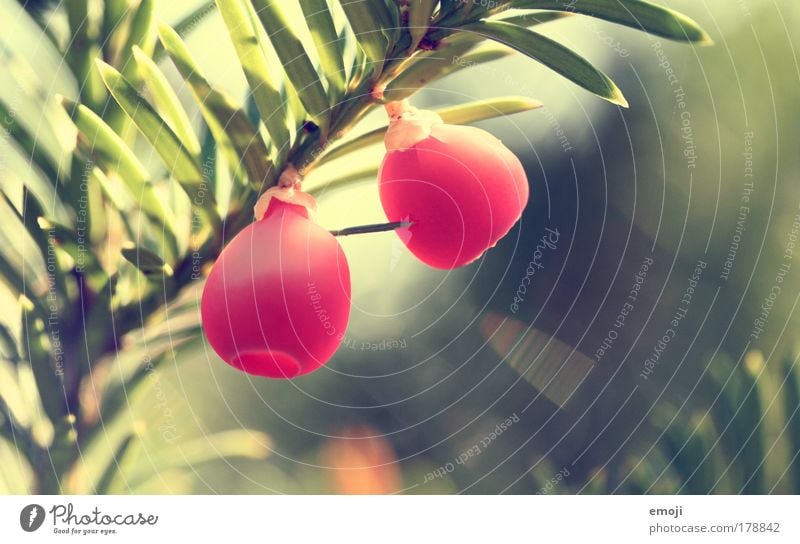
[231,350,303,379]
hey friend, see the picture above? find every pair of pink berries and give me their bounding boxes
[201,102,529,378]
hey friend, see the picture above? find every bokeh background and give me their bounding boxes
[2,0,800,494]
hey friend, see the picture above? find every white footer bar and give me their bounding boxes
[1,495,798,543]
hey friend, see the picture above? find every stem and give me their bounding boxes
[287,32,420,179]
[330,221,412,237]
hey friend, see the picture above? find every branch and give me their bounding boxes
[330,221,412,237]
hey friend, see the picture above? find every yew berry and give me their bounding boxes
[201,186,351,378]
[378,101,529,269]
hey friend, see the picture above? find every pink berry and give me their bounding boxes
[379,103,529,269]
[201,188,351,378]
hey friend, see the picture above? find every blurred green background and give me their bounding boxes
[2,0,800,494]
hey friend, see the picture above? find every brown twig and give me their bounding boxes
[330,221,412,237]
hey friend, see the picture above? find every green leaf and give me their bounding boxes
[96,339,190,441]
[282,80,307,139]
[65,0,106,110]
[0,322,20,363]
[583,467,608,494]
[0,99,68,210]
[101,0,156,133]
[743,352,785,492]
[0,358,33,435]
[200,125,219,197]
[36,214,105,283]
[638,408,682,492]
[85,289,201,448]
[384,0,402,24]
[384,48,511,101]
[381,0,402,42]
[379,10,568,101]
[81,273,122,366]
[783,353,800,493]
[408,0,437,51]
[705,354,750,491]
[737,358,765,494]
[95,60,211,205]
[132,46,201,156]
[691,412,736,494]
[153,1,218,61]
[88,167,180,266]
[215,0,290,162]
[312,134,377,167]
[299,0,347,95]
[511,0,712,44]
[347,38,372,90]
[165,430,271,469]
[319,97,541,165]
[120,0,156,79]
[158,23,276,190]
[494,11,573,27]
[0,196,49,302]
[0,435,34,493]
[436,96,543,124]
[460,20,628,106]
[657,409,717,494]
[706,355,763,493]
[20,301,65,424]
[340,0,392,74]
[61,98,179,236]
[94,431,138,494]
[15,190,69,299]
[438,0,462,21]
[101,0,129,58]
[384,39,510,102]
[250,0,331,132]
[143,310,202,347]
[121,243,174,278]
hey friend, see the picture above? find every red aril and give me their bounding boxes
[378,101,529,269]
[201,187,351,378]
